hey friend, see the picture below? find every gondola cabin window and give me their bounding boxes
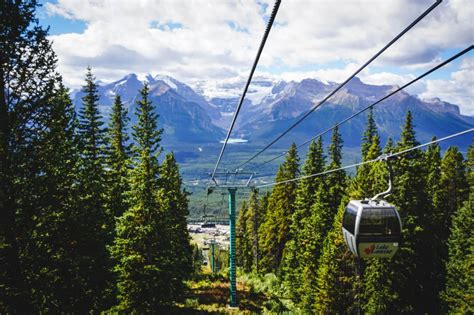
[359,208,401,236]
[343,206,357,234]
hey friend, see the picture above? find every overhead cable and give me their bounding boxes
[256,128,474,188]
[211,0,281,181]
[253,44,474,168]
[236,0,442,170]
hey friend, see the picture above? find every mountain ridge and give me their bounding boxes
[72,73,473,155]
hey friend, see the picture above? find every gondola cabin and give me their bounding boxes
[342,200,402,259]
[201,222,216,228]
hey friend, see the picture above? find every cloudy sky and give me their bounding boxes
[38,0,473,114]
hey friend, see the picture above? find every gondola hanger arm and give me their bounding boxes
[371,153,394,201]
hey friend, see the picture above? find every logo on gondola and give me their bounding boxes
[360,243,395,257]
[364,244,375,255]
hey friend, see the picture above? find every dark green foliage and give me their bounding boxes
[363,111,432,313]
[159,152,194,296]
[351,109,384,199]
[468,140,474,187]
[27,84,83,312]
[215,249,229,271]
[301,127,349,312]
[76,68,113,311]
[110,83,167,312]
[426,144,468,311]
[0,0,59,311]
[442,192,474,314]
[192,243,204,273]
[257,190,270,271]
[442,143,473,313]
[238,110,471,314]
[299,186,335,311]
[110,83,191,312]
[106,95,131,220]
[436,147,469,237]
[132,83,162,157]
[237,191,261,273]
[0,1,204,313]
[281,138,326,303]
[237,200,250,269]
[313,197,357,313]
[425,138,441,200]
[247,191,261,273]
[259,143,299,273]
[326,126,347,212]
[361,107,380,160]
[1,2,472,311]
[356,112,397,314]
[383,137,395,154]
[293,138,326,222]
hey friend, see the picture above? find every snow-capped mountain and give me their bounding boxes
[73,73,225,145]
[73,73,473,155]
[232,77,474,148]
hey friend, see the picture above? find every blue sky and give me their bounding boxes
[38,0,86,34]
[37,0,473,115]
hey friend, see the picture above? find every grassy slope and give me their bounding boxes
[164,271,266,314]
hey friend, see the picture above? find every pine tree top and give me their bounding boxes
[160,152,183,190]
[328,125,343,168]
[398,111,419,149]
[108,94,131,161]
[132,83,163,156]
[362,107,379,160]
[78,67,106,162]
[274,142,300,184]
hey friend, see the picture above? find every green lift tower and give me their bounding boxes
[209,172,254,308]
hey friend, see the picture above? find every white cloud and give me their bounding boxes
[420,57,474,115]
[44,0,473,114]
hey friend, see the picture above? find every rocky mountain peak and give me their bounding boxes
[423,97,460,115]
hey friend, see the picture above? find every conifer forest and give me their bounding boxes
[1,0,473,314]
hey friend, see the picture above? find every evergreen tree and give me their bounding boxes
[302,127,347,311]
[106,94,131,220]
[28,84,83,312]
[383,137,395,154]
[313,197,357,313]
[351,109,383,199]
[76,68,112,311]
[257,190,270,274]
[237,190,261,273]
[425,138,441,200]
[191,243,204,274]
[442,192,473,314]
[382,111,432,313]
[158,152,193,299]
[260,143,299,273]
[469,142,473,190]
[299,186,333,311]
[436,147,469,238]
[442,142,473,313]
[425,146,468,310]
[110,83,170,312]
[422,139,443,304]
[0,1,59,311]
[281,138,325,302]
[355,111,397,314]
[326,126,347,211]
[293,138,326,222]
[361,107,379,159]
[246,190,261,273]
[236,200,252,271]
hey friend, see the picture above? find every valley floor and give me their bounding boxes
[167,271,267,314]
